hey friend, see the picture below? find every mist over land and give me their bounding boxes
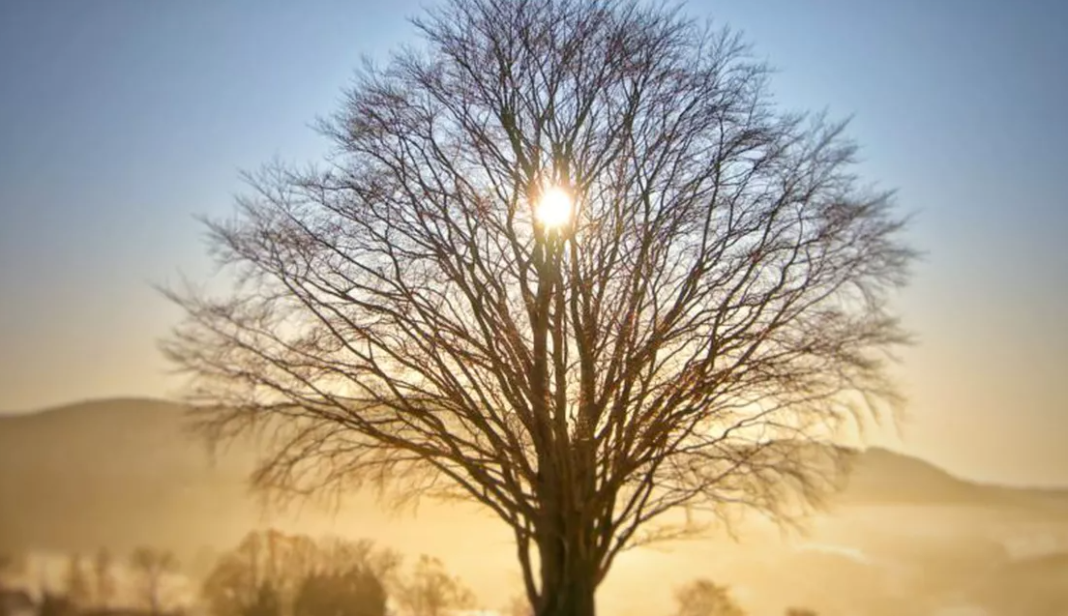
[2,398,1066,616]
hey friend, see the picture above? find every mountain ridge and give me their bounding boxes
[6,396,1065,489]
[2,397,1066,560]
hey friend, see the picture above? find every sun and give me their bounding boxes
[535,185,574,229]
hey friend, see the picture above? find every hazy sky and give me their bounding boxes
[1,0,1065,487]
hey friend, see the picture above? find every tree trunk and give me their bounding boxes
[536,553,597,616]
[534,504,599,616]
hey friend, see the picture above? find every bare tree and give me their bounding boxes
[293,566,389,616]
[0,552,16,590]
[63,555,91,609]
[202,529,398,616]
[202,531,306,616]
[243,582,282,616]
[673,579,746,616]
[92,548,117,610]
[130,547,178,615]
[163,0,913,614]
[38,592,75,616]
[394,555,476,616]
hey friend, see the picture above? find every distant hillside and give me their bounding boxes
[0,398,260,558]
[2,397,1066,560]
[842,447,1068,515]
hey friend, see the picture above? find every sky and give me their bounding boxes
[1,0,1065,487]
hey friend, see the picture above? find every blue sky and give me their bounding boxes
[1,0,1065,486]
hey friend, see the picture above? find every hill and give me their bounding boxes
[0,398,259,559]
[2,397,1066,558]
[3,397,1068,616]
[841,446,1068,509]
[0,398,515,587]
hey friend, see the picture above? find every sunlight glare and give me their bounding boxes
[535,185,573,229]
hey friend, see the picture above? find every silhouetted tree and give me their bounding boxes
[293,567,388,616]
[316,537,400,587]
[394,556,475,616]
[130,547,178,615]
[243,582,282,616]
[92,548,117,610]
[202,531,293,616]
[164,0,913,614]
[202,530,397,616]
[0,553,29,591]
[673,579,746,616]
[38,592,75,616]
[63,555,91,609]
[0,553,15,590]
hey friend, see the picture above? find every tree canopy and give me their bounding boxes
[674,579,746,616]
[165,0,913,614]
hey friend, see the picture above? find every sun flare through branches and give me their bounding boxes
[534,185,574,230]
[163,0,915,614]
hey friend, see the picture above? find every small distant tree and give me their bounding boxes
[64,555,92,609]
[0,553,14,590]
[395,556,476,616]
[243,582,283,616]
[92,548,117,609]
[316,536,401,587]
[202,530,294,616]
[130,547,179,615]
[673,579,746,616]
[0,552,29,590]
[39,592,76,616]
[293,567,388,616]
[203,530,398,616]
